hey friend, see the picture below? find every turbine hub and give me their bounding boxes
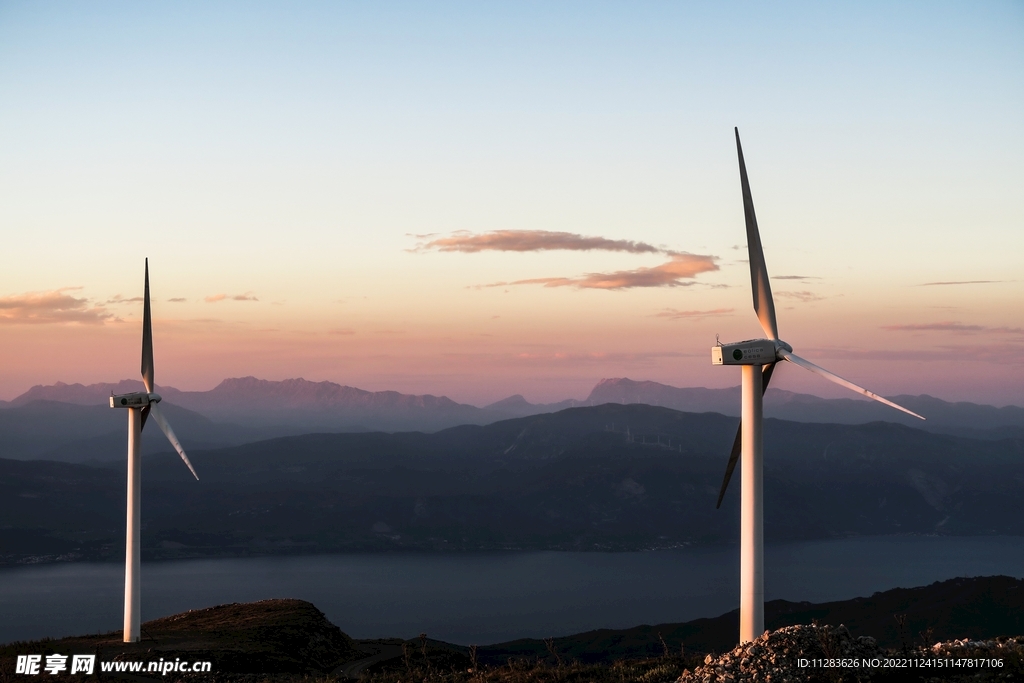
[774,339,793,358]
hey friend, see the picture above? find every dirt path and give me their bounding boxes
[332,639,406,679]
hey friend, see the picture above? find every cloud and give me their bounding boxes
[883,322,1023,335]
[414,230,666,255]
[104,294,144,304]
[167,297,188,303]
[655,308,735,320]
[920,280,1004,286]
[773,275,820,281]
[0,289,116,325]
[775,290,826,302]
[420,230,720,290]
[205,292,258,303]
[488,253,720,290]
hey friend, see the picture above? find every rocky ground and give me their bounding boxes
[3,602,1023,682]
[677,624,1024,683]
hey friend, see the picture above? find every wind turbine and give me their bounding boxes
[109,259,199,643]
[713,129,924,645]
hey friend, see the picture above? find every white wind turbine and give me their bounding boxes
[713,129,925,645]
[109,259,199,643]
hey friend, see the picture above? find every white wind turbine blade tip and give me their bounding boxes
[141,259,155,394]
[735,129,779,340]
[149,403,200,479]
[779,350,925,420]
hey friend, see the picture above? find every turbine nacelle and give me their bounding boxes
[109,392,161,408]
[711,339,792,366]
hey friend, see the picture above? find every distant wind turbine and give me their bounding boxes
[109,259,199,643]
[713,129,924,645]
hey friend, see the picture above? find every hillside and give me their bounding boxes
[478,575,1024,662]
[3,403,1023,565]
[0,599,360,675]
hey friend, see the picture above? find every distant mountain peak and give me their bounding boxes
[486,394,533,410]
[12,379,153,406]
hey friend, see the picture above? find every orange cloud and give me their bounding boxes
[0,289,115,325]
[655,307,734,320]
[489,253,719,290]
[415,230,665,254]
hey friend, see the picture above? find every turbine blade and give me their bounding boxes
[140,404,151,432]
[735,128,778,340]
[716,425,742,510]
[150,403,200,480]
[780,350,925,420]
[716,362,775,509]
[141,259,154,394]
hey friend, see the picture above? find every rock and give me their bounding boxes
[677,623,881,683]
[678,626,1024,683]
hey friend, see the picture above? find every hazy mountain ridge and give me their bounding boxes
[4,403,1023,565]
[10,379,179,406]
[481,378,1024,439]
[0,399,293,462]
[582,378,1024,437]
[6,377,491,433]
[3,376,1022,465]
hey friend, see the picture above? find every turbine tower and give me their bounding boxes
[109,259,199,643]
[714,129,925,645]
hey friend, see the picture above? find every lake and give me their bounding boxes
[2,535,1023,646]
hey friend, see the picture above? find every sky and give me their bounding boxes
[1,1,1022,406]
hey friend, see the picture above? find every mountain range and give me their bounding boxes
[8,377,487,432]
[2,376,1022,464]
[4,402,1023,565]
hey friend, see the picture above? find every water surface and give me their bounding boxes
[2,535,1022,645]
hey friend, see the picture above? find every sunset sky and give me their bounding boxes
[1,2,1022,406]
